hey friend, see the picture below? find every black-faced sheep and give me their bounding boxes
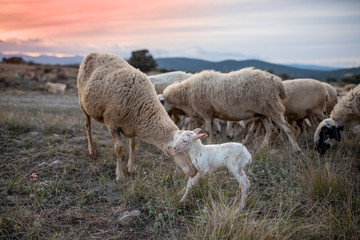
[314,84,360,154]
[161,67,300,152]
[77,52,198,180]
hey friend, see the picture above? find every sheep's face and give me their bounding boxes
[158,94,173,112]
[315,119,343,154]
[173,128,207,153]
[226,121,245,139]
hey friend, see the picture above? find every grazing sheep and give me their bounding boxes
[322,82,338,115]
[226,118,260,140]
[45,82,66,94]
[77,52,198,180]
[162,68,300,151]
[232,79,330,140]
[148,71,192,94]
[282,79,328,124]
[173,128,252,208]
[227,79,330,139]
[314,84,360,154]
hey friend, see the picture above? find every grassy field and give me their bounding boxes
[0,90,359,240]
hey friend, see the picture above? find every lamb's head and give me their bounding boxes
[172,128,208,153]
[314,118,344,154]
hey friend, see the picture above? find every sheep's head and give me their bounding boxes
[314,118,343,154]
[158,94,173,112]
[173,128,208,153]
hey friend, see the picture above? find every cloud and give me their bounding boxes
[0,0,359,67]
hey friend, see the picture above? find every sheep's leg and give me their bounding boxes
[231,169,250,209]
[204,118,214,144]
[84,113,96,155]
[109,129,125,181]
[180,173,200,203]
[127,137,137,174]
[260,118,273,150]
[243,121,256,144]
[272,116,301,152]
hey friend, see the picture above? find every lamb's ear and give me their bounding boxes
[193,128,202,134]
[195,133,208,140]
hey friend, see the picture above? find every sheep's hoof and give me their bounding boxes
[127,164,137,174]
[89,148,97,156]
[116,170,125,181]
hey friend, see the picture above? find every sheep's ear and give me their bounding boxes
[195,133,208,140]
[193,128,202,134]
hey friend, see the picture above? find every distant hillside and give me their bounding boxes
[1,52,359,81]
[0,53,83,65]
[155,57,360,81]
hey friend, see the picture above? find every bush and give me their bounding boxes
[340,74,360,84]
[2,57,25,64]
[127,49,157,73]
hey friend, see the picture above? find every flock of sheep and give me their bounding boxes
[77,52,360,207]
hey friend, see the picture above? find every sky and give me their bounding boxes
[0,0,360,68]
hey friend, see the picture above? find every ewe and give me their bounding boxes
[314,84,360,154]
[173,128,252,208]
[162,68,300,151]
[77,52,197,180]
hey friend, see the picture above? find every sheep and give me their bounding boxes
[161,67,300,151]
[172,128,252,207]
[226,79,329,142]
[77,52,198,181]
[322,82,338,115]
[314,84,360,154]
[282,79,328,125]
[148,71,192,94]
[45,81,66,94]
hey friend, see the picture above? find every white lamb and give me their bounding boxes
[173,128,252,208]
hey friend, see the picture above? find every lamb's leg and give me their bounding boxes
[204,118,214,144]
[127,137,137,174]
[180,173,200,203]
[231,169,250,209]
[84,113,96,155]
[109,129,125,181]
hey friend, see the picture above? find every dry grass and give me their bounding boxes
[0,90,359,239]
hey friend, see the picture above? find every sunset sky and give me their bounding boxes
[1,0,359,68]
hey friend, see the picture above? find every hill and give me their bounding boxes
[155,57,360,81]
[1,52,359,81]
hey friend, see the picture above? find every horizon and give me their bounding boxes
[1,0,360,68]
[0,51,353,70]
